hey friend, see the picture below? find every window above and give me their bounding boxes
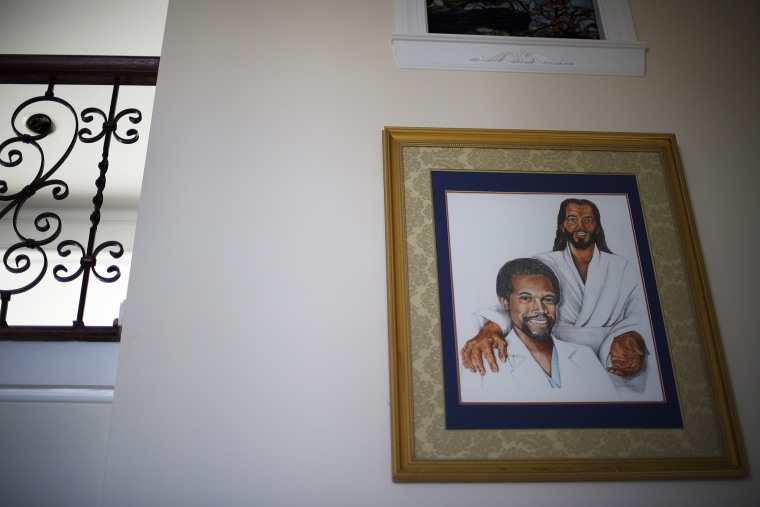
[392,0,646,75]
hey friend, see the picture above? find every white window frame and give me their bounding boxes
[392,0,646,75]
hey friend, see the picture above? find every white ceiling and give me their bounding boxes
[0,1,168,209]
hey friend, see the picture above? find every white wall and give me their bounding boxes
[99,0,755,505]
[0,403,112,507]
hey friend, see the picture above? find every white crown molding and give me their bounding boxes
[0,386,114,403]
[392,0,646,76]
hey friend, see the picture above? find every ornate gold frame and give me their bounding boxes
[383,127,747,482]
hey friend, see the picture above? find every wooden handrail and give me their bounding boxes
[0,325,121,342]
[0,54,159,86]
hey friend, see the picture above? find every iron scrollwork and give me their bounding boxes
[0,78,142,326]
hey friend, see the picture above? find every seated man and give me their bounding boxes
[460,258,617,403]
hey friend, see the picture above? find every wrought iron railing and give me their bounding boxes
[0,55,159,341]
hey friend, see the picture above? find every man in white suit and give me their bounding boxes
[460,257,617,402]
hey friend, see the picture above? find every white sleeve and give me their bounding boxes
[471,305,510,336]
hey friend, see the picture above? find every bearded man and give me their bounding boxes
[461,198,655,395]
[460,257,617,402]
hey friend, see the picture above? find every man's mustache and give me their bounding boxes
[523,313,554,324]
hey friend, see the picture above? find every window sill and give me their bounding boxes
[393,0,646,76]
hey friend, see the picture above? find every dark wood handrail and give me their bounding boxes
[0,325,121,342]
[0,54,159,86]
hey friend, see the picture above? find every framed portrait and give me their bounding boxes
[383,127,747,481]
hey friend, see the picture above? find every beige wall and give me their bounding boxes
[6,1,758,506]
[102,1,758,505]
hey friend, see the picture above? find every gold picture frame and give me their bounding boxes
[383,127,747,482]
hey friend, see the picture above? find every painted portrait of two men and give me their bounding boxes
[433,171,682,430]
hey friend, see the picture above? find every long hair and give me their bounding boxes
[552,198,612,253]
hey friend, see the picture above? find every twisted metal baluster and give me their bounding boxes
[54,78,141,326]
[0,77,142,326]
